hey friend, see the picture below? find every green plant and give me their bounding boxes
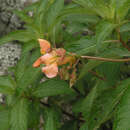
[0,0,130,129]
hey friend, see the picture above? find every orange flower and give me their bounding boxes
[38,39,51,54]
[33,39,76,78]
[42,63,58,78]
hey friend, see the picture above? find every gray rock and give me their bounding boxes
[0,42,21,75]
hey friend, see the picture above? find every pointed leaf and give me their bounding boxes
[0,107,9,130]
[65,38,96,55]
[47,0,64,27]
[80,122,89,130]
[80,82,99,119]
[44,108,61,130]
[96,21,116,49]
[0,76,14,94]
[120,22,130,32]
[87,78,130,130]
[113,78,130,130]
[10,98,29,130]
[33,79,75,98]
[0,30,36,45]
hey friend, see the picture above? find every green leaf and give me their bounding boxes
[44,108,61,130]
[15,52,30,81]
[34,0,49,33]
[10,98,29,130]
[6,94,17,106]
[66,22,86,34]
[78,49,122,79]
[47,0,64,27]
[22,40,39,54]
[113,78,130,130]
[111,0,130,19]
[80,122,89,130]
[86,78,130,130]
[79,60,103,80]
[80,82,99,120]
[0,30,36,45]
[97,62,121,86]
[13,10,33,24]
[65,38,96,55]
[15,50,41,94]
[0,107,9,130]
[60,121,78,130]
[73,0,112,18]
[33,79,75,97]
[0,76,14,94]
[109,48,130,57]
[120,22,130,32]
[95,21,116,49]
[17,67,41,94]
[28,102,41,128]
[65,14,99,24]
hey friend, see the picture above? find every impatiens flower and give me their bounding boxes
[42,63,58,78]
[33,39,76,79]
[38,39,51,54]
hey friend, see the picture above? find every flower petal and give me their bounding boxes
[58,56,75,66]
[55,48,66,57]
[38,39,51,54]
[42,63,58,78]
[33,57,42,67]
[41,53,57,65]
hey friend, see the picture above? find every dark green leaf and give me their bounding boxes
[111,0,130,19]
[65,14,99,24]
[13,10,33,23]
[80,122,89,130]
[17,67,41,94]
[0,76,14,94]
[97,62,121,86]
[79,49,121,79]
[79,60,103,80]
[15,52,30,81]
[10,98,29,130]
[33,79,75,97]
[47,0,64,27]
[60,121,78,130]
[65,38,96,55]
[22,40,39,54]
[80,82,99,119]
[28,102,41,128]
[96,21,116,49]
[86,78,130,129]
[0,30,36,45]
[0,107,9,130]
[113,78,130,130]
[120,22,130,32]
[44,108,61,130]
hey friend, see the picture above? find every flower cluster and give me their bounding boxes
[33,39,76,80]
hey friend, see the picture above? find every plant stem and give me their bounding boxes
[81,56,130,62]
[104,40,120,43]
[119,36,130,51]
[117,28,130,51]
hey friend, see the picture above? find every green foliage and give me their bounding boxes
[33,79,75,97]
[113,79,130,130]
[10,98,29,130]
[43,108,61,130]
[0,106,9,130]
[0,0,130,129]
